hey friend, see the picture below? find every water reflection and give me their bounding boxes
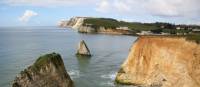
[76,55,91,73]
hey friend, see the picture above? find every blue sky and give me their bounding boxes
[0,0,200,26]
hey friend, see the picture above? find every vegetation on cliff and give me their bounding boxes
[139,35,200,44]
[32,53,63,72]
[83,18,159,31]
[82,18,199,34]
[83,18,119,29]
[185,34,200,43]
[12,53,74,87]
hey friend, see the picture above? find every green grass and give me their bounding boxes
[83,18,120,29]
[142,35,200,44]
[83,18,161,32]
[83,18,200,35]
[185,34,200,43]
[32,52,63,72]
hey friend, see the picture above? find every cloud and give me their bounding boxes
[3,0,200,18]
[113,1,131,13]
[95,0,111,13]
[95,0,200,17]
[4,0,97,7]
[19,10,38,22]
[146,0,180,17]
[145,0,200,17]
[2,0,200,24]
[95,0,134,14]
[95,0,146,15]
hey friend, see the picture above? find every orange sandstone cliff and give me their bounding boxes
[116,36,200,87]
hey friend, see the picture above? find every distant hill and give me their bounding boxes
[59,17,200,35]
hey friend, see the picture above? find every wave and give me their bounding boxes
[100,72,117,80]
[68,70,80,79]
[100,81,115,87]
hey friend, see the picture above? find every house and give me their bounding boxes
[160,25,165,29]
[176,26,185,30]
[192,29,200,33]
[116,27,129,30]
[137,31,153,35]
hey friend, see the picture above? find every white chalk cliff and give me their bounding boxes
[59,17,134,35]
[59,17,86,28]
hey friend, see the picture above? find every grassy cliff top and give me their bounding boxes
[139,35,200,44]
[185,35,200,43]
[32,52,64,72]
[82,18,200,34]
[83,18,159,31]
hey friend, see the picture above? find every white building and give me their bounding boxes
[116,27,129,30]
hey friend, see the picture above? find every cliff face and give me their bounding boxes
[116,36,200,87]
[59,17,86,28]
[59,17,134,35]
[77,26,134,35]
[12,53,73,87]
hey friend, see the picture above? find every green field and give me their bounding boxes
[185,34,200,43]
[83,18,196,34]
[83,18,159,31]
[83,18,200,38]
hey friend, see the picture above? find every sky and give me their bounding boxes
[0,0,200,26]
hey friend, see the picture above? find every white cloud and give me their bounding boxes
[113,1,131,13]
[95,0,111,13]
[145,0,200,17]
[95,0,147,15]
[73,0,200,24]
[4,0,96,7]
[19,10,38,22]
[2,0,200,24]
[95,0,200,24]
[146,0,180,17]
[4,0,200,18]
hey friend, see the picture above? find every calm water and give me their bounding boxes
[0,26,137,87]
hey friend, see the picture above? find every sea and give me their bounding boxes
[0,26,137,87]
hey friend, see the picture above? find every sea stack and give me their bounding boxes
[76,40,91,56]
[12,53,74,87]
[116,36,200,87]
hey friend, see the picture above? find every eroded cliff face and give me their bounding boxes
[59,17,135,35]
[116,36,200,87]
[59,17,86,28]
[77,27,134,35]
[12,53,74,87]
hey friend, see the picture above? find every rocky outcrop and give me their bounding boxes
[116,36,200,87]
[12,53,74,87]
[76,40,91,56]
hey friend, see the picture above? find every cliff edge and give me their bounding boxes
[12,53,74,87]
[116,36,200,87]
[59,17,135,35]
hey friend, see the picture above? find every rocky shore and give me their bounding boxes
[12,53,74,87]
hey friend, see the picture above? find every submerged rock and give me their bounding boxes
[116,36,200,87]
[12,53,74,87]
[76,40,91,56]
